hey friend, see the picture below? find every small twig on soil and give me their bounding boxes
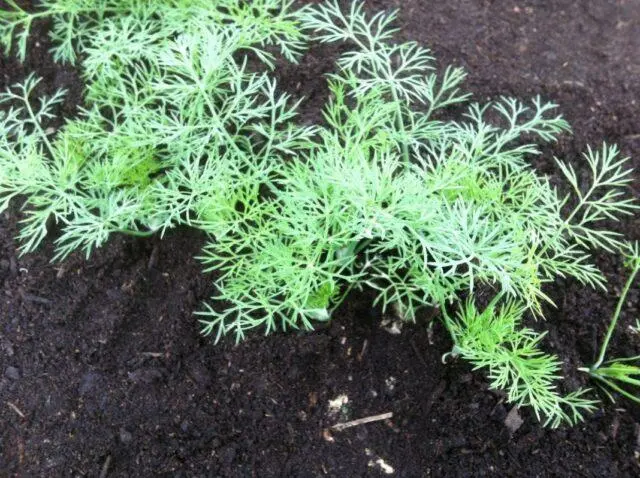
[562,80,586,89]
[330,412,393,432]
[139,352,164,358]
[423,380,447,416]
[55,265,67,279]
[7,401,26,418]
[147,243,160,270]
[18,287,52,305]
[409,337,429,368]
[357,339,368,362]
[624,134,640,140]
[99,455,112,478]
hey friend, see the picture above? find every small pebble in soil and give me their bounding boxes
[220,444,237,465]
[119,427,133,444]
[365,449,395,475]
[4,366,20,380]
[180,420,190,433]
[79,372,102,396]
[1,338,15,356]
[384,376,397,396]
[504,406,524,434]
[328,394,349,416]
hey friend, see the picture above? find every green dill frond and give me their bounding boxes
[447,299,598,427]
[1,0,308,64]
[300,0,466,108]
[555,143,638,252]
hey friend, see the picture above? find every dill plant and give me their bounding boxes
[0,0,312,259]
[1,1,637,426]
[198,1,636,424]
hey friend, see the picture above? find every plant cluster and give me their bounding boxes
[1,0,637,425]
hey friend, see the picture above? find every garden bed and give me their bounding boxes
[1,0,640,476]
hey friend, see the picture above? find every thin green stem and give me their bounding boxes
[592,263,640,370]
[604,354,640,364]
[23,93,56,158]
[597,373,640,387]
[591,375,640,405]
[115,228,156,237]
[390,88,410,166]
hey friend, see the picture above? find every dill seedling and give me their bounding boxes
[580,242,640,405]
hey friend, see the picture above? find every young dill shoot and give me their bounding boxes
[580,242,640,405]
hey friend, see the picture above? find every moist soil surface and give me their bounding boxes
[2,1,640,476]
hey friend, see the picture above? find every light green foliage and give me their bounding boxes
[445,298,597,427]
[198,1,635,331]
[0,0,307,63]
[0,0,312,259]
[300,1,468,109]
[197,0,636,421]
[1,1,637,426]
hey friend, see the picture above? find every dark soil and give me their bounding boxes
[2,1,640,476]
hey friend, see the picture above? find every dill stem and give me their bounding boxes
[592,263,640,370]
[391,88,410,166]
[116,228,156,238]
[23,93,56,158]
